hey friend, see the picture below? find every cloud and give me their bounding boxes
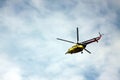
[0,0,120,80]
[0,53,22,80]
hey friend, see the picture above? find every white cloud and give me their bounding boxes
[0,0,120,80]
[0,53,22,80]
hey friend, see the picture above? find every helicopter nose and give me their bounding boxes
[65,52,71,54]
[65,53,68,54]
[65,50,72,54]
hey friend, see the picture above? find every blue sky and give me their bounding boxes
[0,0,120,80]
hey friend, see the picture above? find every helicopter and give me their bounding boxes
[57,27,103,54]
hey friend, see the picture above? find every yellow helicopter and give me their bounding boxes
[57,27,103,54]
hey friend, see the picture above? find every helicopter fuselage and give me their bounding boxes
[66,44,86,54]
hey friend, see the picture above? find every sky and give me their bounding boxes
[0,0,120,80]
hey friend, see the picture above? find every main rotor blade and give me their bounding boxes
[77,27,79,43]
[84,48,91,54]
[57,38,76,44]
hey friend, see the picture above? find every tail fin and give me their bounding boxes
[99,32,104,37]
[95,32,103,42]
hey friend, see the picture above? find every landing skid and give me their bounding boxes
[81,51,83,54]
